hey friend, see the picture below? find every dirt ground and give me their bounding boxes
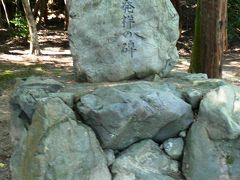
[0,29,239,179]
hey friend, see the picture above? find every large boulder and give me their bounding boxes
[10,97,111,180]
[182,85,240,180]
[77,83,193,149]
[68,0,179,82]
[10,77,64,145]
[111,139,183,180]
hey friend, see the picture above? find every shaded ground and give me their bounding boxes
[0,29,239,179]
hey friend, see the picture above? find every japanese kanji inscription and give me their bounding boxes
[121,0,137,58]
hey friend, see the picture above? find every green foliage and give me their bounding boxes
[10,14,29,38]
[228,0,240,42]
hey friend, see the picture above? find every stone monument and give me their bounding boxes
[68,0,179,82]
[11,1,240,179]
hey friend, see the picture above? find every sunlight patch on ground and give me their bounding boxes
[8,48,71,56]
[173,57,190,72]
[229,61,240,65]
[0,52,73,67]
[233,48,240,51]
[41,47,71,55]
[39,35,66,42]
[8,49,29,55]
[1,70,14,75]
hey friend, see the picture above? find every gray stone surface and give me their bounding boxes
[198,85,240,140]
[11,77,64,120]
[10,77,64,145]
[183,89,203,109]
[179,131,186,138]
[49,92,75,108]
[111,139,183,180]
[155,72,228,103]
[104,149,115,166]
[68,0,179,82]
[182,73,208,82]
[10,97,111,180]
[183,85,240,180]
[163,138,184,160]
[10,74,240,180]
[77,83,193,149]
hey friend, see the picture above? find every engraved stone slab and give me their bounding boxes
[68,0,179,82]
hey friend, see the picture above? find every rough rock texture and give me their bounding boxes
[77,83,193,149]
[179,131,187,138]
[104,149,115,166]
[10,74,236,180]
[10,77,64,145]
[49,92,75,108]
[111,139,183,180]
[10,97,111,180]
[182,89,203,109]
[180,73,208,82]
[183,85,240,180]
[68,0,179,82]
[163,138,184,160]
[11,77,64,120]
[154,72,227,103]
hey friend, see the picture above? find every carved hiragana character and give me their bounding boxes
[123,31,133,38]
[121,0,135,13]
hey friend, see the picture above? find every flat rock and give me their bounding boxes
[77,83,193,149]
[68,0,179,82]
[10,97,111,180]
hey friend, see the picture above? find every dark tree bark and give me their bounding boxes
[189,0,228,78]
[33,0,40,18]
[171,0,185,33]
[21,0,41,55]
[64,0,69,30]
[33,0,47,25]
[40,0,48,24]
[222,2,228,51]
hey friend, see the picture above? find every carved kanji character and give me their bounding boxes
[121,40,137,58]
[121,0,135,13]
[122,15,135,29]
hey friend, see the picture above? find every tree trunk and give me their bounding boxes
[0,0,10,27]
[64,0,69,30]
[33,0,40,18]
[222,1,228,51]
[21,0,41,55]
[189,0,228,78]
[189,0,202,73]
[40,0,48,25]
